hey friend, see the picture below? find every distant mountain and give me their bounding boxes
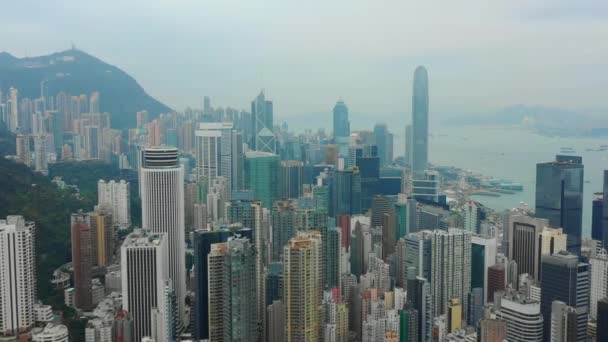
[0,49,172,128]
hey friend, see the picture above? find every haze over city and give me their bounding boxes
[1,2,608,342]
[2,0,608,118]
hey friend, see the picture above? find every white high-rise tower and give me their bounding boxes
[140,147,186,322]
[121,230,169,342]
[0,216,36,337]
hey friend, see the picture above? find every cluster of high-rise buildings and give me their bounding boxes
[2,65,608,342]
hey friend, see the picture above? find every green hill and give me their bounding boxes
[0,49,172,129]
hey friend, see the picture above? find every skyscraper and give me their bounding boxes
[15,134,30,166]
[97,179,131,227]
[280,160,304,199]
[244,151,280,208]
[0,216,36,338]
[139,147,186,322]
[333,100,350,139]
[284,231,323,341]
[540,252,589,342]
[487,264,505,303]
[89,209,114,268]
[251,91,275,152]
[597,298,608,342]
[331,167,362,217]
[208,237,258,342]
[430,228,472,321]
[191,227,253,340]
[373,123,393,166]
[195,123,238,192]
[471,236,497,302]
[71,211,93,311]
[494,291,543,342]
[535,155,584,253]
[507,214,548,280]
[589,251,608,321]
[602,170,608,248]
[411,66,429,175]
[550,301,578,342]
[121,230,168,342]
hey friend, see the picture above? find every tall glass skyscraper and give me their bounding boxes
[535,155,584,253]
[411,66,429,175]
[333,100,350,139]
[244,151,280,208]
[540,251,589,342]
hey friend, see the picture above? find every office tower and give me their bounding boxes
[251,91,275,152]
[325,226,342,288]
[267,300,285,342]
[430,229,472,321]
[152,280,179,342]
[591,194,604,245]
[597,298,608,342]
[223,129,244,193]
[121,231,168,342]
[281,160,304,199]
[33,134,48,174]
[89,209,114,268]
[468,288,484,327]
[535,155,584,253]
[352,145,380,210]
[464,200,484,233]
[336,215,351,250]
[538,227,567,263]
[98,180,130,227]
[331,167,362,216]
[411,66,429,175]
[550,301,578,342]
[405,124,412,166]
[411,170,439,202]
[487,264,505,303]
[589,251,608,320]
[350,221,368,277]
[71,211,93,311]
[195,122,241,193]
[333,100,350,139]
[396,231,432,287]
[371,195,396,260]
[603,170,608,249]
[191,228,253,340]
[507,215,548,280]
[0,216,36,337]
[271,200,298,262]
[266,262,283,306]
[208,237,258,342]
[244,151,280,207]
[195,122,230,187]
[225,199,266,332]
[471,236,497,301]
[284,231,323,341]
[114,310,134,342]
[395,197,408,240]
[399,307,418,342]
[478,319,507,342]
[139,147,186,322]
[495,291,543,342]
[373,123,393,166]
[407,275,433,342]
[15,134,30,165]
[540,252,589,342]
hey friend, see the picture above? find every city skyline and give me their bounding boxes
[2,1,608,119]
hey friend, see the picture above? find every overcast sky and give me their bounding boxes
[2,1,607,121]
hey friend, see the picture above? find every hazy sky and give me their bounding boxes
[2,1,608,121]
